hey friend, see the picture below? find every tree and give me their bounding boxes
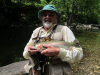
[78,0,100,24]
[49,0,81,25]
[1,0,100,27]
[49,0,100,25]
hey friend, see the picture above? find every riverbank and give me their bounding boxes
[0,60,28,75]
[71,49,100,75]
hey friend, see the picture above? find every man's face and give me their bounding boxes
[41,10,58,28]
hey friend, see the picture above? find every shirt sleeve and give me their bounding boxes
[23,27,41,59]
[57,26,83,63]
[23,33,33,59]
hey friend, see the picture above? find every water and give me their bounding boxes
[0,27,35,67]
[0,27,100,67]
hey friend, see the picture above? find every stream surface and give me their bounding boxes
[0,27,35,67]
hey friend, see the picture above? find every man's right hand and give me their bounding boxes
[28,46,39,55]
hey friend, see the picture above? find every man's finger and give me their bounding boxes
[42,44,51,48]
[28,46,37,50]
[31,50,39,52]
[41,49,49,54]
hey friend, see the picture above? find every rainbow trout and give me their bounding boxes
[32,40,79,52]
[30,40,79,73]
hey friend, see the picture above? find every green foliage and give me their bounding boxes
[14,56,24,62]
[1,0,100,27]
[48,0,100,24]
[0,0,41,27]
[59,15,66,23]
[77,0,100,24]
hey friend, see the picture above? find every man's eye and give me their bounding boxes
[50,15,54,17]
[42,14,54,17]
[43,14,47,17]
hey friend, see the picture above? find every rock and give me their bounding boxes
[0,60,28,75]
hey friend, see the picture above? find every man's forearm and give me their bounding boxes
[57,47,83,63]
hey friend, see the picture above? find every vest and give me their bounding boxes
[27,25,72,75]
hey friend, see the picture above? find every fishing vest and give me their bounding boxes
[32,25,66,44]
[29,25,72,75]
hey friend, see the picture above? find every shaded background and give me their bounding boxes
[1,0,100,68]
[0,27,34,66]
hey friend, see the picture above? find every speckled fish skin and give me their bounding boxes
[32,40,77,52]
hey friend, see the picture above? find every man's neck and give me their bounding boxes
[44,24,56,33]
[44,27,51,32]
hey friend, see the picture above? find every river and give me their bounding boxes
[0,27,35,67]
[0,27,100,67]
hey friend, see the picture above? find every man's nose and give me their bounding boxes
[46,15,51,18]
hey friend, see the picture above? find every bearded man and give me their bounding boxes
[23,5,83,75]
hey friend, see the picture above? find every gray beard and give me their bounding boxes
[43,22,52,28]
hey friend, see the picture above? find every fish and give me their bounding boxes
[32,40,79,52]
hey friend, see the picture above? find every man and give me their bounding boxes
[23,5,83,75]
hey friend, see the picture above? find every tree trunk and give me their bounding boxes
[67,0,76,26]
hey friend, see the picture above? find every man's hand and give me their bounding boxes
[41,44,60,56]
[28,46,39,55]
